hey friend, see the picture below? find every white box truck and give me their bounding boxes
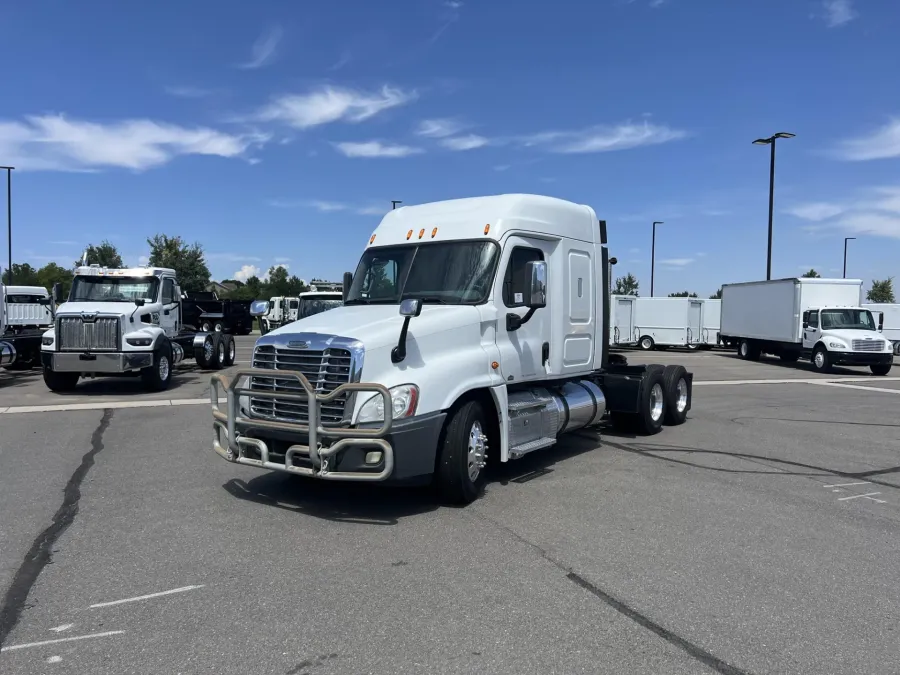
[720,277,893,375]
[610,295,716,350]
[862,304,900,355]
[211,194,696,504]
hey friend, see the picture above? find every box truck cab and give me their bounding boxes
[211,194,696,504]
[721,278,893,375]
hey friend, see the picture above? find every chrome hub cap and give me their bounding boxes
[159,355,170,381]
[467,421,488,482]
[649,383,664,422]
[229,341,236,361]
[815,351,825,368]
[676,377,688,413]
[204,339,214,361]
[740,343,748,356]
[218,343,225,362]
[642,338,652,350]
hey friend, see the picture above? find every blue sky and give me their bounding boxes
[2,0,899,296]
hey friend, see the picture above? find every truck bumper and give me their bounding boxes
[830,352,894,367]
[41,351,153,373]
[210,369,443,484]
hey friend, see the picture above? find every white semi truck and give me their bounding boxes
[40,265,235,391]
[210,194,696,504]
[720,277,893,375]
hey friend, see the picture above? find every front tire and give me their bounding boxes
[738,339,760,361]
[871,363,892,376]
[141,344,173,392]
[811,346,831,373]
[639,336,655,351]
[435,401,489,505]
[43,366,79,392]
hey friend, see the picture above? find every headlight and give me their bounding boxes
[41,336,54,346]
[357,384,419,423]
[126,336,153,347]
[828,342,847,350]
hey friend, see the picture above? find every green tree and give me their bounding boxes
[612,273,639,296]
[36,263,75,298]
[264,265,291,297]
[1,263,41,286]
[146,234,211,292]
[668,291,698,297]
[866,277,895,303]
[801,269,821,278]
[710,287,723,299]
[77,240,123,268]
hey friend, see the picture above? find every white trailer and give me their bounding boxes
[702,299,721,347]
[3,285,53,329]
[720,277,893,375]
[863,304,900,355]
[611,296,714,350]
[1,282,51,370]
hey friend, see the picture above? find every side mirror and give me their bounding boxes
[250,300,270,317]
[399,298,422,317]
[38,297,52,306]
[525,260,547,309]
[342,271,353,303]
[802,321,808,329]
[52,282,65,303]
[878,312,884,332]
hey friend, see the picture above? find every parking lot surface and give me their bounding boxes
[1,344,898,674]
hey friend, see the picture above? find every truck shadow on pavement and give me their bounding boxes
[0,369,42,389]
[722,353,889,376]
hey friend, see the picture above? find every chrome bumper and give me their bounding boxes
[210,369,394,481]
[46,351,153,373]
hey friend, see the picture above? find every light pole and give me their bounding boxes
[650,221,663,297]
[843,237,856,278]
[1,166,12,284]
[752,132,795,280]
[391,200,402,210]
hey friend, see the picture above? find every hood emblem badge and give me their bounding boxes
[288,341,309,349]
[81,312,99,322]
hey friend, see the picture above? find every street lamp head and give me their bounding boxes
[845,237,856,242]
[653,220,664,226]
[752,138,771,146]
[773,132,796,140]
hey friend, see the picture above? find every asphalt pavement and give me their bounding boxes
[1,343,899,674]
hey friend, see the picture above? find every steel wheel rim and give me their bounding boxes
[467,421,487,482]
[642,338,652,350]
[650,383,664,421]
[676,378,688,413]
[815,351,825,368]
[204,339,214,361]
[740,342,748,357]
[218,342,225,362]
[159,355,170,381]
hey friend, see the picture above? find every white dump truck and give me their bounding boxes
[862,303,900,355]
[611,296,719,350]
[260,291,343,334]
[1,281,51,370]
[210,194,696,504]
[720,277,893,375]
[40,265,236,391]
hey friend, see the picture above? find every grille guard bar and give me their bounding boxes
[210,368,395,481]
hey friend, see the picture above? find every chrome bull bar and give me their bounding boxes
[210,368,394,481]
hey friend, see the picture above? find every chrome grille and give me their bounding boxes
[57,316,120,351]
[852,339,885,352]
[249,345,352,426]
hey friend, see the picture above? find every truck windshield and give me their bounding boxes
[345,241,499,305]
[820,309,877,330]
[69,276,160,303]
[299,297,342,318]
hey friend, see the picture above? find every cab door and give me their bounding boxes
[802,309,821,350]
[493,236,552,383]
[160,277,179,337]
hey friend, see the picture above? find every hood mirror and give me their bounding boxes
[399,298,422,317]
[250,299,270,317]
[392,298,422,364]
[52,282,65,304]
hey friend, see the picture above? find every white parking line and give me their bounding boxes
[48,623,74,633]
[89,584,204,609]
[811,381,900,395]
[0,399,208,415]
[837,492,886,503]
[823,482,870,488]
[0,630,125,652]
[695,376,900,387]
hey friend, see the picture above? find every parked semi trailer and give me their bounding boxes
[40,265,236,391]
[210,194,696,505]
[180,291,254,335]
[611,295,718,350]
[862,303,900,355]
[720,277,892,375]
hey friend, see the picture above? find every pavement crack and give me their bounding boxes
[0,408,114,649]
[470,508,754,675]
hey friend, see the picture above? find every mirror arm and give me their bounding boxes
[506,307,537,332]
[391,316,413,364]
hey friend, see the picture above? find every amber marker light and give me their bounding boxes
[484,224,490,235]
[431,227,438,238]
[418,228,425,239]
[406,229,413,240]
[369,234,376,244]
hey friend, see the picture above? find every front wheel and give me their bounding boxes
[43,366,79,392]
[141,344,173,391]
[811,346,831,373]
[435,401,489,505]
[639,336,655,351]
[871,363,892,376]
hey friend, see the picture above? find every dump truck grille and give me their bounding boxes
[57,316,120,351]
[249,345,352,426]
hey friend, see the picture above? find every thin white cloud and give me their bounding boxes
[49,240,78,246]
[821,0,857,27]
[430,1,463,44]
[255,85,416,129]
[649,0,667,7]
[415,118,464,138]
[165,85,214,99]
[267,199,388,215]
[628,248,641,254]
[784,202,845,221]
[308,200,349,212]
[440,134,489,151]
[334,140,424,158]
[328,51,352,72]
[357,205,387,216]
[0,114,268,172]
[493,164,510,172]
[444,0,463,7]
[831,118,900,161]
[238,25,283,70]
[521,121,687,154]
[234,264,262,282]
[208,252,262,262]
[659,258,695,267]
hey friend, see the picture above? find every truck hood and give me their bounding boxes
[55,301,150,318]
[824,329,890,347]
[265,304,482,351]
